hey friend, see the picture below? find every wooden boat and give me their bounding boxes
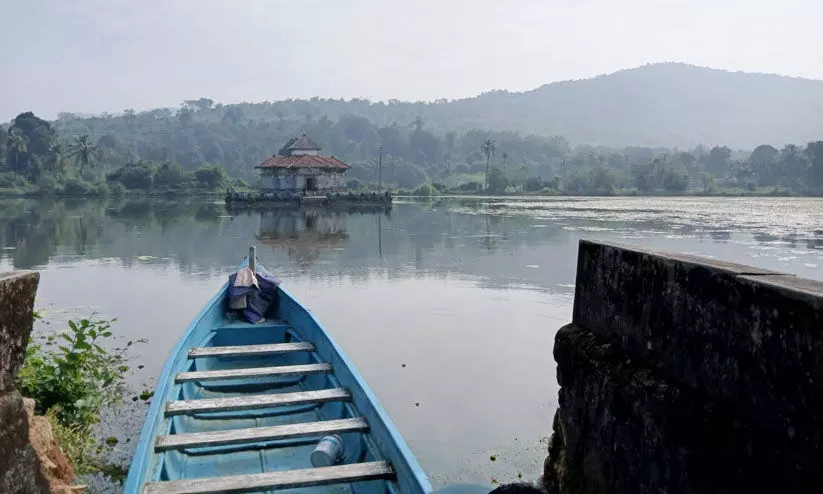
[125,248,431,494]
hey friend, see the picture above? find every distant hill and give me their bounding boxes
[416,63,823,148]
[5,62,814,193]
[45,63,823,151]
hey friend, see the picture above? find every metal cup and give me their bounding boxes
[310,434,345,467]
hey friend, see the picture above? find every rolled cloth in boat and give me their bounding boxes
[228,267,259,309]
[228,270,282,323]
[232,267,259,288]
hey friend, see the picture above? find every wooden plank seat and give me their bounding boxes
[155,417,369,451]
[165,388,352,416]
[143,461,395,494]
[175,363,333,383]
[188,342,315,358]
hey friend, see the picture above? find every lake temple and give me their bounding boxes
[225,135,392,208]
[256,135,350,195]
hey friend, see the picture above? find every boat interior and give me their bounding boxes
[140,283,413,494]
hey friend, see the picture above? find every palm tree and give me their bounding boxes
[7,130,28,172]
[68,135,100,176]
[46,142,66,175]
[481,139,496,191]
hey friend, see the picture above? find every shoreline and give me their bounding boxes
[1,190,821,200]
[0,191,224,199]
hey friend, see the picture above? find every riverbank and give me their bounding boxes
[0,161,237,199]
[0,272,78,492]
[0,187,224,199]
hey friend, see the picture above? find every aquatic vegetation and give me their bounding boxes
[16,315,145,477]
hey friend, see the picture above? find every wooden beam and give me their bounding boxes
[175,363,332,383]
[165,388,351,416]
[143,461,394,494]
[155,417,368,451]
[188,342,314,358]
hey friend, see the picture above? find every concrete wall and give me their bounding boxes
[315,171,343,190]
[543,240,823,494]
[0,271,51,493]
[261,173,296,191]
[260,170,343,191]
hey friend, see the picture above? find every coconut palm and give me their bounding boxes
[7,130,29,172]
[46,142,66,175]
[481,139,496,191]
[68,135,100,176]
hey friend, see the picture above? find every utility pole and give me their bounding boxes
[378,146,383,191]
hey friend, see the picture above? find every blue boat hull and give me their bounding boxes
[125,259,431,494]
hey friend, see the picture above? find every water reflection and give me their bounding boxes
[256,208,351,267]
[2,197,823,287]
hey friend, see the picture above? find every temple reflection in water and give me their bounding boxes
[257,208,383,267]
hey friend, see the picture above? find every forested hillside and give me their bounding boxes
[2,63,823,196]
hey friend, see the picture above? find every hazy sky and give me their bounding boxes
[2,0,821,120]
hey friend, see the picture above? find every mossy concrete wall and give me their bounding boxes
[0,271,51,493]
[543,241,823,494]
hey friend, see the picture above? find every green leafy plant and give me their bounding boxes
[17,316,135,424]
[17,315,145,477]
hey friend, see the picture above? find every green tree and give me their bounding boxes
[0,126,6,169]
[7,130,29,173]
[412,115,424,133]
[525,176,543,192]
[45,142,66,175]
[68,135,101,176]
[178,108,193,127]
[6,112,55,178]
[377,126,407,158]
[631,161,658,192]
[748,144,779,186]
[672,151,697,168]
[193,165,228,189]
[96,133,117,152]
[700,172,716,193]
[589,166,617,195]
[155,162,190,189]
[10,112,54,155]
[183,98,214,112]
[487,167,509,194]
[408,127,443,167]
[412,183,433,197]
[671,151,698,180]
[703,145,732,177]
[481,139,496,191]
[805,141,823,189]
[108,161,157,189]
[563,168,589,194]
[778,144,809,189]
[444,131,457,161]
[662,166,689,192]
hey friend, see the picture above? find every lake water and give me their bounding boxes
[2,196,822,489]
